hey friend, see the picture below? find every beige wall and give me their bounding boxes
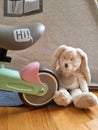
[0,0,98,83]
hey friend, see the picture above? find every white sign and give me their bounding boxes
[14,28,33,42]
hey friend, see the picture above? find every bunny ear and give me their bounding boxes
[77,48,91,83]
[51,45,67,72]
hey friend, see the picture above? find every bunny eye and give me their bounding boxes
[70,58,73,61]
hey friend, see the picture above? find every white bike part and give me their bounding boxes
[19,69,59,107]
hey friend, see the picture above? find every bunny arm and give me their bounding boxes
[77,74,89,92]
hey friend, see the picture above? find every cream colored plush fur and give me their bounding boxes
[51,45,98,109]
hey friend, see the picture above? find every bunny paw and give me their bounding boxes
[53,89,72,106]
[73,92,98,109]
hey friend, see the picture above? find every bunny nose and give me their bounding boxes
[65,63,68,68]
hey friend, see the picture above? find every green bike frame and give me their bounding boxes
[0,62,48,96]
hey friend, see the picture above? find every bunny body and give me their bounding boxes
[51,45,98,109]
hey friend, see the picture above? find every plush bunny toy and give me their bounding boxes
[51,45,98,109]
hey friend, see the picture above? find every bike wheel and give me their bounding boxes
[19,69,59,107]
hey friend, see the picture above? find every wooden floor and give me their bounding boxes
[0,90,98,130]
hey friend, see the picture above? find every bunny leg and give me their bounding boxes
[53,88,72,106]
[71,88,98,109]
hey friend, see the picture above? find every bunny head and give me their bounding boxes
[51,45,91,83]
